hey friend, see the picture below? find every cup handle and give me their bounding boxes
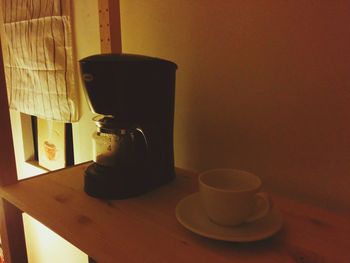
[244,192,271,223]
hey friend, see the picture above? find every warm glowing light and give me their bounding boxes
[23,214,88,263]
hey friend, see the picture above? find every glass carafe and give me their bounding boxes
[92,116,148,168]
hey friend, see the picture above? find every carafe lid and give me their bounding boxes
[93,115,134,133]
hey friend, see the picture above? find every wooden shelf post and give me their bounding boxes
[0,199,27,263]
[0,39,28,263]
[98,0,122,54]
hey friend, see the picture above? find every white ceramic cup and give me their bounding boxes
[199,169,270,226]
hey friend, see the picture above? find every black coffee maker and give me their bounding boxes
[79,54,177,199]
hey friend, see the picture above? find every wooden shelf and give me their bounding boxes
[0,162,349,262]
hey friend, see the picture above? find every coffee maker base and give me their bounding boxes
[84,163,173,199]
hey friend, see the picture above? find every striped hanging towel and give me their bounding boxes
[0,0,78,122]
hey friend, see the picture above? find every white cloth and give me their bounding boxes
[1,0,78,122]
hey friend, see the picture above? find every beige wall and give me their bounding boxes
[120,0,350,212]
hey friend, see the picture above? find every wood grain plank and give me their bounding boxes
[0,163,349,262]
[0,167,230,262]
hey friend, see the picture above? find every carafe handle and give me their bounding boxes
[135,127,148,149]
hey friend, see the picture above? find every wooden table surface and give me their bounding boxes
[0,163,349,262]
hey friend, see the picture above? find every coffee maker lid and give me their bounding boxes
[80,53,177,69]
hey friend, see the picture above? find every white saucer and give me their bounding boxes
[175,193,283,242]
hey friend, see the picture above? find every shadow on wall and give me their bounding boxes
[120,0,350,212]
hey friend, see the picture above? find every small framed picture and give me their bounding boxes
[37,118,66,170]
